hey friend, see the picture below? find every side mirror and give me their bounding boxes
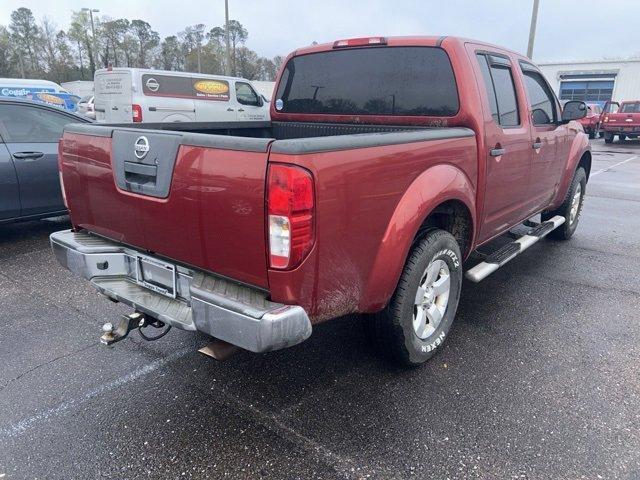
[561,101,587,123]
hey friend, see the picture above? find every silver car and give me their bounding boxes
[77,95,96,120]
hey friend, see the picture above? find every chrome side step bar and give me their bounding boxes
[465,215,565,283]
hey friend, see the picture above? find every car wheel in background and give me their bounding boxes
[364,229,462,367]
[542,167,586,241]
[604,132,613,144]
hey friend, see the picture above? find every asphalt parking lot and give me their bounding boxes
[1,138,639,480]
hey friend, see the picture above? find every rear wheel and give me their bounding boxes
[619,134,627,142]
[364,229,462,367]
[604,132,613,144]
[542,167,586,240]
[588,129,595,140]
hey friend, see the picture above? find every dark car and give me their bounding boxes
[0,98,92,224]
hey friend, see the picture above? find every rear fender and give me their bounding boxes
[549,131,590,210]
[359,164,476,312]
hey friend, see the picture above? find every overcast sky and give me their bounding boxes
[1,0,639,63]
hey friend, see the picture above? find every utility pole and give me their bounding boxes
[82,8,100,73]
[527,0,540,59]
[225,0,232,76]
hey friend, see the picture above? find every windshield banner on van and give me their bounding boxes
[141,74,230,101]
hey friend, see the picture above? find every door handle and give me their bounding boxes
[237,108,245,112]
[489,148,506,157]
[112,106,119,111]
[12,151,44,160]
[532,141,543,149]
[227,108,235,112]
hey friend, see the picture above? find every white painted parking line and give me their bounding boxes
[592,155,637,176]
[0,347,192,439]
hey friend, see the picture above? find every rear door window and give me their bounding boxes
[275,46,459,116]
[476,53,519,127]
[476,54,499,124]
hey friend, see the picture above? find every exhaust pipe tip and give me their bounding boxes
[198,338,240,361]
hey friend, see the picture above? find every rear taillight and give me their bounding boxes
[58,139,68,208]
[267,164,315,269]
[604,116,609,122]
[132,104,143,122]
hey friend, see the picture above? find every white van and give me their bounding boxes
[94,68,270,123]
[0,78,80,112]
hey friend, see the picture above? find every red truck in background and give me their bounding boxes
[602,100,640,143]
[51,36,590,367]
[578,103,603,139]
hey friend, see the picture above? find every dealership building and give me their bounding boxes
[538,59,640,107]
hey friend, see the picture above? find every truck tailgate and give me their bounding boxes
[605,112,640,127]
[60,125,272,288]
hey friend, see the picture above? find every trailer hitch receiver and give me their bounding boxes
[100,312,171,345]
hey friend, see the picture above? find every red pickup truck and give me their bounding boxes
[578,103,603,139]
[602,100,640,143]
[51,36,590,367]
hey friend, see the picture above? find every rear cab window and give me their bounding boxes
[620,102,640,113]
[274,46,459,117]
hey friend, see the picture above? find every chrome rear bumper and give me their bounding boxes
[50,229,312,352]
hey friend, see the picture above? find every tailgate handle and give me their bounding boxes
[124,161,157,177]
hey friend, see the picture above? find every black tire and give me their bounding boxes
[364,229,462,367]
[542,167,586,240]
[619,134,627,142]
[588,130,595,140]
[604,132,613,144]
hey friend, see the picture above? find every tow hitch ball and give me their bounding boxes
[100,312,172,346]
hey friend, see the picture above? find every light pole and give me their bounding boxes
[527,0,540,59]
[82,7,100,73]
[225,0,232,76]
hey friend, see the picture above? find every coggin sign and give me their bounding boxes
[140,74,230,101]
[193,80,229,96]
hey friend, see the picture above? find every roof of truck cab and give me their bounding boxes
[290,36,526,60]
[94,67,255,83]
